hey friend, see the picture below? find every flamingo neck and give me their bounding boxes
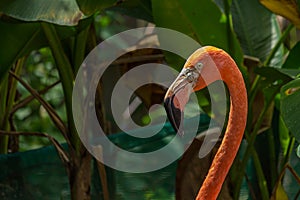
[196,63,247,200]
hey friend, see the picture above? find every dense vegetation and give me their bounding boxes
[0,0,300,199]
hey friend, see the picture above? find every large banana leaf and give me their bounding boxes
[0,0,84,26]
[231,0,284,67]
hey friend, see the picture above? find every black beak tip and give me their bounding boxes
[164,96,184,136]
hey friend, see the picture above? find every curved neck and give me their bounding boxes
[196,63,247,199]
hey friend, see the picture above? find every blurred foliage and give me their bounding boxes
[14,48,66,151]
[0,0,300,199]
[231,0,284,67]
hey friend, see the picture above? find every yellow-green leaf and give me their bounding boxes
[260,0,300,29]
[270,182,289,200]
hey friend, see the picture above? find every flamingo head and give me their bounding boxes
[164,46,224,135]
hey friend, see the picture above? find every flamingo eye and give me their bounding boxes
[195,62,203,72]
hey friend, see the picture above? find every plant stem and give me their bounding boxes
[0,58,24,153]
[251,147,269,199]
[0,74,9,154]
[0,130,69,164]
[9,71,68,141]
[267,129,277,188]
[74,25,90,74]
[286,164,300,185]
[10,81,60,115]
[41,22,80,153]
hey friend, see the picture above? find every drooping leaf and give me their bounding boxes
[260,0,300,29]
[0,22,44,81]
[0,0,84,26]
[231,0,284,67]
[0,20,79,82]
[152,0,243,65]
[255,67,292,86]
[76,0,116,16]
[280,79,300,142]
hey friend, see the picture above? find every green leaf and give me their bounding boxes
[279,115,290,158]
[231,0,284,67]
[0,20,78,82]
[255,67,292,85]
[281,78,300,142]
[0,0,84,26]
[282,143,300,199]
[0,22,44,81]
[255,67,292,105]
[152,0,243,64]
[277,41,300,80]
[76,0,116,16]
[152,0,243,117]
[108,0,153,22]
[297,144,300,158]
[277,68,300,78]
[282,42,300,69]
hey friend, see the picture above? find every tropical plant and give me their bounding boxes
[0,0,299,199]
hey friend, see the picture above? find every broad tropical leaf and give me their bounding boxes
[0,0,84,26]
[0,22,44,81]
[0,20,79,81]
[260,0,300,29]
[231,0,284,67]
[280,42,300,78]
[282,146,300,199]
[281,79,300,142]
[280,42,300,142]
[152,0,243,65]
[282,42,300,69]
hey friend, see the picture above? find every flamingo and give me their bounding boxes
[164,46,248,200]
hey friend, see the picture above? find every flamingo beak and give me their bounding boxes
[164,94,184,135]
[164,74,194,136]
